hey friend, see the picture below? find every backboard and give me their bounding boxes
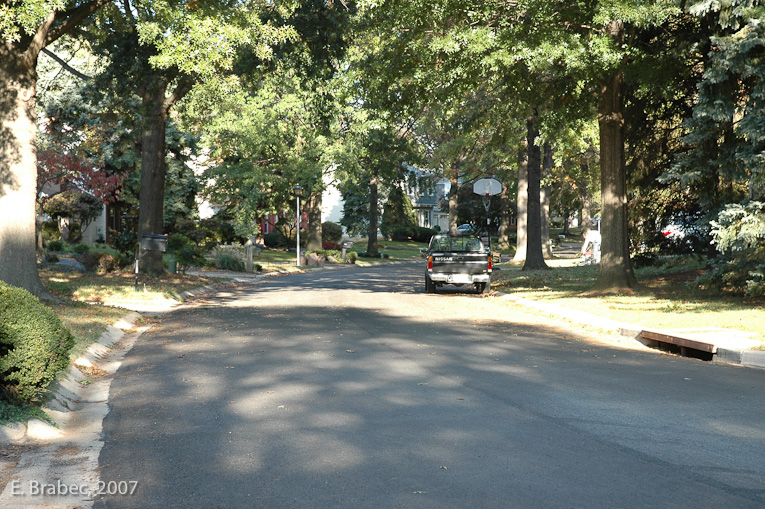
[473,177,502,196]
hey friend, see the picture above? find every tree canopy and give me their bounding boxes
[1,0,764,298]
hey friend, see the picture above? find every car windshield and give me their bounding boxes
[431,236,484,252]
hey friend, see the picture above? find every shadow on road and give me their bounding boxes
[95,271,765,508]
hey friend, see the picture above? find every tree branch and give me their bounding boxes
[41,48,92,80]
[164,75,195,113]
[46,0,113,46]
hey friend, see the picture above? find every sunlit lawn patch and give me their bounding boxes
[493,258,765,344]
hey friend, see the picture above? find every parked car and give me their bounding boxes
[424,233,492,294]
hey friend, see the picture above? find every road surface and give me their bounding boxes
[93,262,765,508]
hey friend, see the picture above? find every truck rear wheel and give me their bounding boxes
[476,282,491,294]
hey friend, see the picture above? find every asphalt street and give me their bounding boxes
[95,262,765,508]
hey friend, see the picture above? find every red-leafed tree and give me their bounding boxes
[36,149,123,248]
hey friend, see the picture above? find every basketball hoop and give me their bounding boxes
[472,177,503,250]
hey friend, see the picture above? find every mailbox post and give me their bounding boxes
[341,240,354,263]
[245,240,264,273]
[136,234,168,291]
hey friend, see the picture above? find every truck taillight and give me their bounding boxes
[487,255,492,271]
[428,255,433,270]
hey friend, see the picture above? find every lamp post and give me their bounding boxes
[293,184,303,266]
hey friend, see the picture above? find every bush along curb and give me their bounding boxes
[0,312,143,444]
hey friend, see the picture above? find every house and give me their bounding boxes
[403,165,450,232]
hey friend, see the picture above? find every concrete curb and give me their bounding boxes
[495,291,765,370]
[715,348,765,369]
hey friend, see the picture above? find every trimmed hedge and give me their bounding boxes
[0,282,75,403]
[322,221,343,244]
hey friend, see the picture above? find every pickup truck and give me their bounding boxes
[424,233,492,294]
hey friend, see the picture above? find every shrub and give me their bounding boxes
[322,221,343,244]
[47,240,63,252]
[73,243,90,254]
[199,216,244,247]
[109,207,138,256]
[413,226,437,243]
[175,246,206,274]
[97,253,117,273]
[211,244,246,271]
[113,253,133,269]
[357,252,390,259]
[263,232,282,248]
[0,282,75,403]
[215,254,245,272]
[167,233,191,252]
[390,226,415,241]
[169,233,206,274]
[380,186,417,239]
[110,224,137,256]
[77,252,100,272]
[217,255,245,271]
[323,240,339,250]
[346,251,357,264]
[211,244,245,259]
[311,249,341,259]
[695,201,765,297]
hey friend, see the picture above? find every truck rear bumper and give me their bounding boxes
[429,273,491,284]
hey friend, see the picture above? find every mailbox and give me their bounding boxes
[341,240,354,263]
[141,233,168,252]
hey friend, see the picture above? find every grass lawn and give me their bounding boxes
[39,267,216,351]
[348,239,427,263]
[493,256,765,346]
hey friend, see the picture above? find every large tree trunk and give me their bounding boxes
[367,168,379,257]
[0,3,108,298]
[513,144,529,262]
[137,81,170,275]
[592,29,637,292]
[0,43,51,298]
[541,142,553,259]
[305,192,323,251]
[135,74,191,274]
[448,168,459,233]
[522,117,548,271]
